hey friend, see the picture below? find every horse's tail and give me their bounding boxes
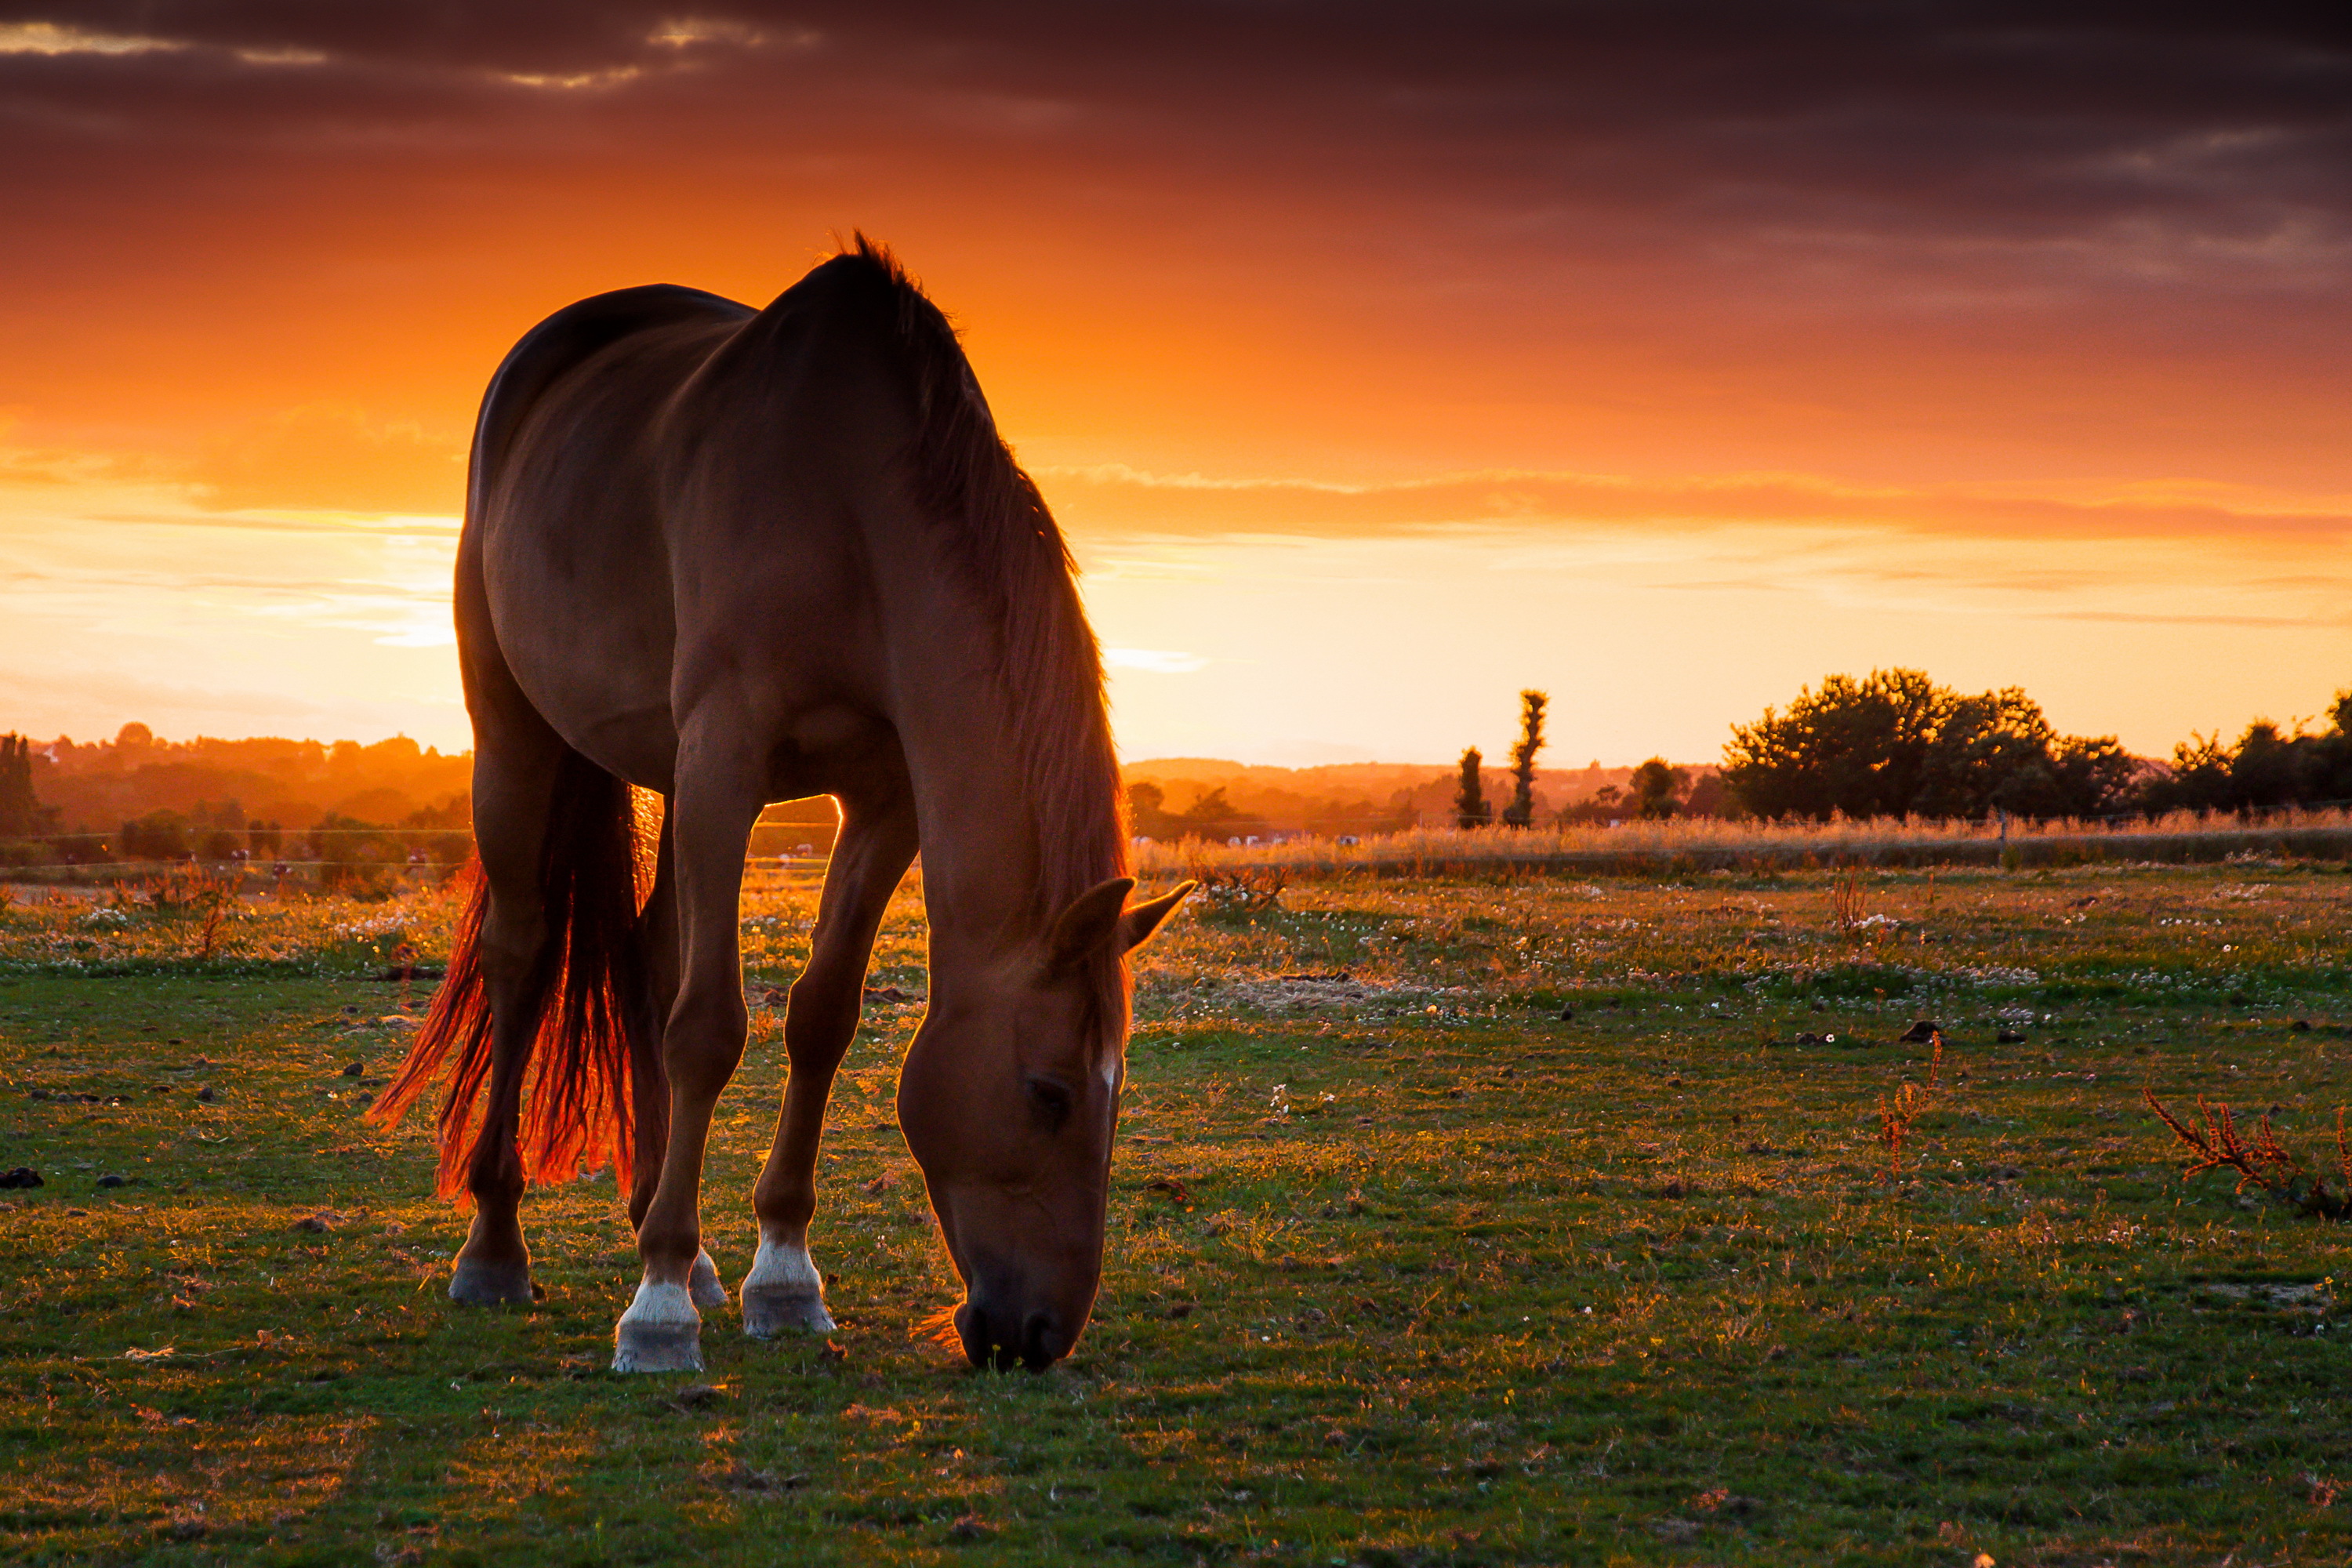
[368,750,659,1202]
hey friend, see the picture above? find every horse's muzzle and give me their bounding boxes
[955,1298,1069,1371]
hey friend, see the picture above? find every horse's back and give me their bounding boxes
[467,285,753,786]
[469,263,922,796]
[470,285,750,517]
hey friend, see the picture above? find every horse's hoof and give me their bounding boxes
[688,1249,728,1311]
[739,1236,833,1337]
[448,1256,534,1305]
[742,1285,836,1338]
[612,1319,704,1373]
[612,1280,703,1373]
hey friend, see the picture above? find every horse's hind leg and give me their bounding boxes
[742,789,919,1337]
[626,809,726,1311]
[449,725,566,1305]
[612,742,764,1372]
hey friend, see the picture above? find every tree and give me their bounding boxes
[1628,757,1688,818]
[2136,691,2352,816]
[1722,669,1946,821]
[1176,787,1251,837]
[120,809,192,862]
[1126,781,1182,839]
[2228,721,2306,811]
[1555,782,1628,825]
[192,798,246,861]
[1454,747,1491,829]
[1722,668,2135,822]
[1501,691,1548,827]
[1120,780,1258,841]
[2046,735,2143,819]
[0,733,52,838]
[1682,771,1735,818]
[2147,731,2234,813]
[310,811,396,888]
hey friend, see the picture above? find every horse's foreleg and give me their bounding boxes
[742,794,919,1337]
[612,754,760,1373]
[450,743,561,1305]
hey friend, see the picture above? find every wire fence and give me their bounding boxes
[0,819,842,885]
[12,804,2352,891]
[0,852,840,891]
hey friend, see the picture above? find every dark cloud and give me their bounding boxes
[5,2,2347,265]
[3,2,2347,498]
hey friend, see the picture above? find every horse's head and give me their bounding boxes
[897,876,1191,1370]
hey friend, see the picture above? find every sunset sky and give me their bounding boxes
[2,5,2348,768]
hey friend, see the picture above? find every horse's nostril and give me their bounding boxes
[956,1286,1071,1371]
[956,1300,1025,1370]
[1020,1308,1067,1370]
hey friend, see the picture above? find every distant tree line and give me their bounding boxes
[1,781,470,877]
[1130,780,1259,840]
[1722,668,2352,823]
[1129,778,1415,843]
[0,723,480,873]
[2138,698,2352,815]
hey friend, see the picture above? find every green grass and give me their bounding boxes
[4,861,2351,1564]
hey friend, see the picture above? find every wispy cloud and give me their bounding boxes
[0,22,181,56]
[1040,464,2352,546]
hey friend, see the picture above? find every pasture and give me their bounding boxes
[3,860,2350,1565]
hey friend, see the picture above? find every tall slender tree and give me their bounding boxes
[0,734,44,838]
[1454,747,1491,829]
[1501,690,1548,826]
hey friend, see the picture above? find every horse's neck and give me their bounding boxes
[866,499,1119,969]
[904,725,1046,959]
[881,619,1060,966]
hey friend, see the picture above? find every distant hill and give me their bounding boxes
[27,724,470,835]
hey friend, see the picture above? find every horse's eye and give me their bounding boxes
[1025,1076,1075,1132]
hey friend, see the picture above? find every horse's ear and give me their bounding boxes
[1047,877,1135,972]
[1117,880,1196,954]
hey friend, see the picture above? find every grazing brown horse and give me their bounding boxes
[372,238,1190,1373]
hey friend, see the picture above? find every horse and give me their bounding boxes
[370,238,1191,1373]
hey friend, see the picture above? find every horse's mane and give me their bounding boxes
[834,235,1131,1033]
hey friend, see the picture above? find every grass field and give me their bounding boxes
[4,860,2351,1565]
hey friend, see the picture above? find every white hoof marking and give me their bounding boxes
[740,1236,834,1337]
[612,1279,703,1373]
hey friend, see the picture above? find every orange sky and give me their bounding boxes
[3,7,2348,766]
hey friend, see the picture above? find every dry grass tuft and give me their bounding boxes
[1830,866,1867,938]
[2145,1091,2352,1221]
[1876,1032,1942,1178]
[912,1302,964,1350]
